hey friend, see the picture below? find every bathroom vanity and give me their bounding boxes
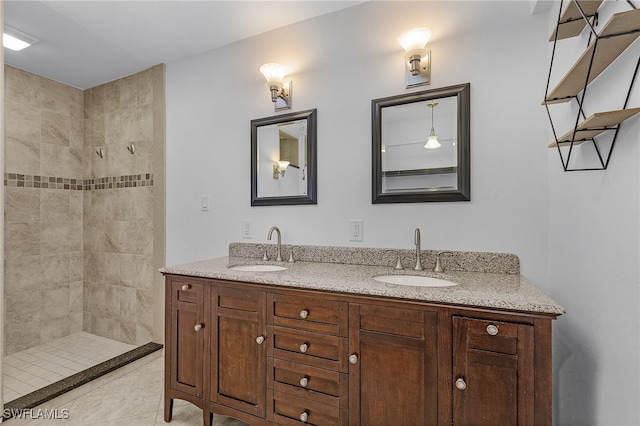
[161,244,564,426]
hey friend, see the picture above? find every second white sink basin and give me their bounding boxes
[230,264,288,272]
[373,275,458,287]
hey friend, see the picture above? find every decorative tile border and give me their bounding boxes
[4,173,154,191]
[83,174,154,190]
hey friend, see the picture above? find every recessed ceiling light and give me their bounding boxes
[3,26,38,51]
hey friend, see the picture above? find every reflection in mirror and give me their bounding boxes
[251,109,317,206]
[372,83,470,203]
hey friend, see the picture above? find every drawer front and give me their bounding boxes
[461,317,519,355]
[271,390,346,426]
[173,279,202,304]
[269,358,347,403]
[270,294,348,336]
[272,326,347,372]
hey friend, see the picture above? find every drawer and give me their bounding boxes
[272,326,347,372]
[460,317,519,355]
[269,294,348,336]
[271,390,346,426]
[268,358,348,404]
[172,280,202,304]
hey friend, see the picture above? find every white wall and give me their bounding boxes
[545,2,640,425]
[166,1,550,287]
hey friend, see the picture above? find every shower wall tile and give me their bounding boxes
[6,101,41,142]
[5,137,40,175]
[41,189,70,221]
[5,255,42,294]
[41,111,71,146]
[41,253,70,287]
[4,64,164,353]
[5,222,41,258]
[5,186,40,222]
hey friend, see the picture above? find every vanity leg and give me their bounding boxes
[164,396,173,422]
[204,410,212,426]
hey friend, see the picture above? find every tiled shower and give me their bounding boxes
[3,64,165,401]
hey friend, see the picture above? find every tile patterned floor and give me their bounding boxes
[4,356,248,426]
[4,332,137,402]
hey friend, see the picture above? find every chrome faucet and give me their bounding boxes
[267,226,283,261]
[414,228,424,271]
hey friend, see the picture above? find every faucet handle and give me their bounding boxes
[262,248,269,261]
[288,250,295,263]
[434,251,453,273]
[394,251,404,270]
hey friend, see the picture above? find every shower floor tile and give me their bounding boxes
[3,332,136,402]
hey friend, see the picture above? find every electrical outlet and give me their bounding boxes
[241,221,252,239]
[349,219,364,242]
[201,195,210,212]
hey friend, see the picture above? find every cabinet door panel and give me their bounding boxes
[170,279,204,397]
[212,286,266,417]
[453,316,534,426]
[349,304,438,426]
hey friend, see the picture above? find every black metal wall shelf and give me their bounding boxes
[544,1,640,171]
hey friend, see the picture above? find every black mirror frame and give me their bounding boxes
[251,109,317,206]
[372,83,470,203]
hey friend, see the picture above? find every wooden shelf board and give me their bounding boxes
[548,108,640,147]
[549,0,603,41]
[544,8,640,104]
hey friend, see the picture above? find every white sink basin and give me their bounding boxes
[230,264,288,272]
[373,275,458,287]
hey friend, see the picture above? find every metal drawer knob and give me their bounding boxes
[349,354,358,365]
[181,284,190,291]
[299,377,309,387]
[299,412,308,423]
[455,378,467,390]
[194,324,202,332]
[299,343,309,353]
[299,310,309,319]
[486,324,499,336]
[256,336,265,345]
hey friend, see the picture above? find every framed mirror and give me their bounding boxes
[372,83,470,203]
[251,109,317,206]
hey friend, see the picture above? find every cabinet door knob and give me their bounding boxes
[349,354,358,364]
[299,343,309,353]
[181,284,190,291]
[299,412,308,423]
[455,378,467,390]
[486,324,499,336]
[299,377,309,387]
[256,336,265,345]
[299,309,309,319]
[194,324,202,332]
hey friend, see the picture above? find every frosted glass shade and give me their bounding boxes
[397,27,432,54]
[260,63,287,86]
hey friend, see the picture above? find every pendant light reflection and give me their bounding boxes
[425,101,441,149]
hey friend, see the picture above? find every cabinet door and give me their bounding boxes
[169,278,205,397]
[349,304,438,426]
[211,285,267,417]
[453,316,534,426]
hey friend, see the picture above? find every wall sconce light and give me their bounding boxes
[260,63,292,111]
[397,27,432,88]
[273,160,290,179]
[425,101,441,149]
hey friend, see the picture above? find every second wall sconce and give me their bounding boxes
[259,63,292,111]
[398,27,432,88]
[273,160,290,179]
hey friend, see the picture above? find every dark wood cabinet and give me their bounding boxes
[210,284,267,419]
[164,276,208,425]
[452,316,535,425]
[349,303,439,426]
[163,274,557,426]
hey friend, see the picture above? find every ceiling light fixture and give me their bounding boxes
[3,26,38,51]
[398,27,431,88]
[425,102,441,149]
[259,63,292,111]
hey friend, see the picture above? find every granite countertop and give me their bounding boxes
[160,255,565,316]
